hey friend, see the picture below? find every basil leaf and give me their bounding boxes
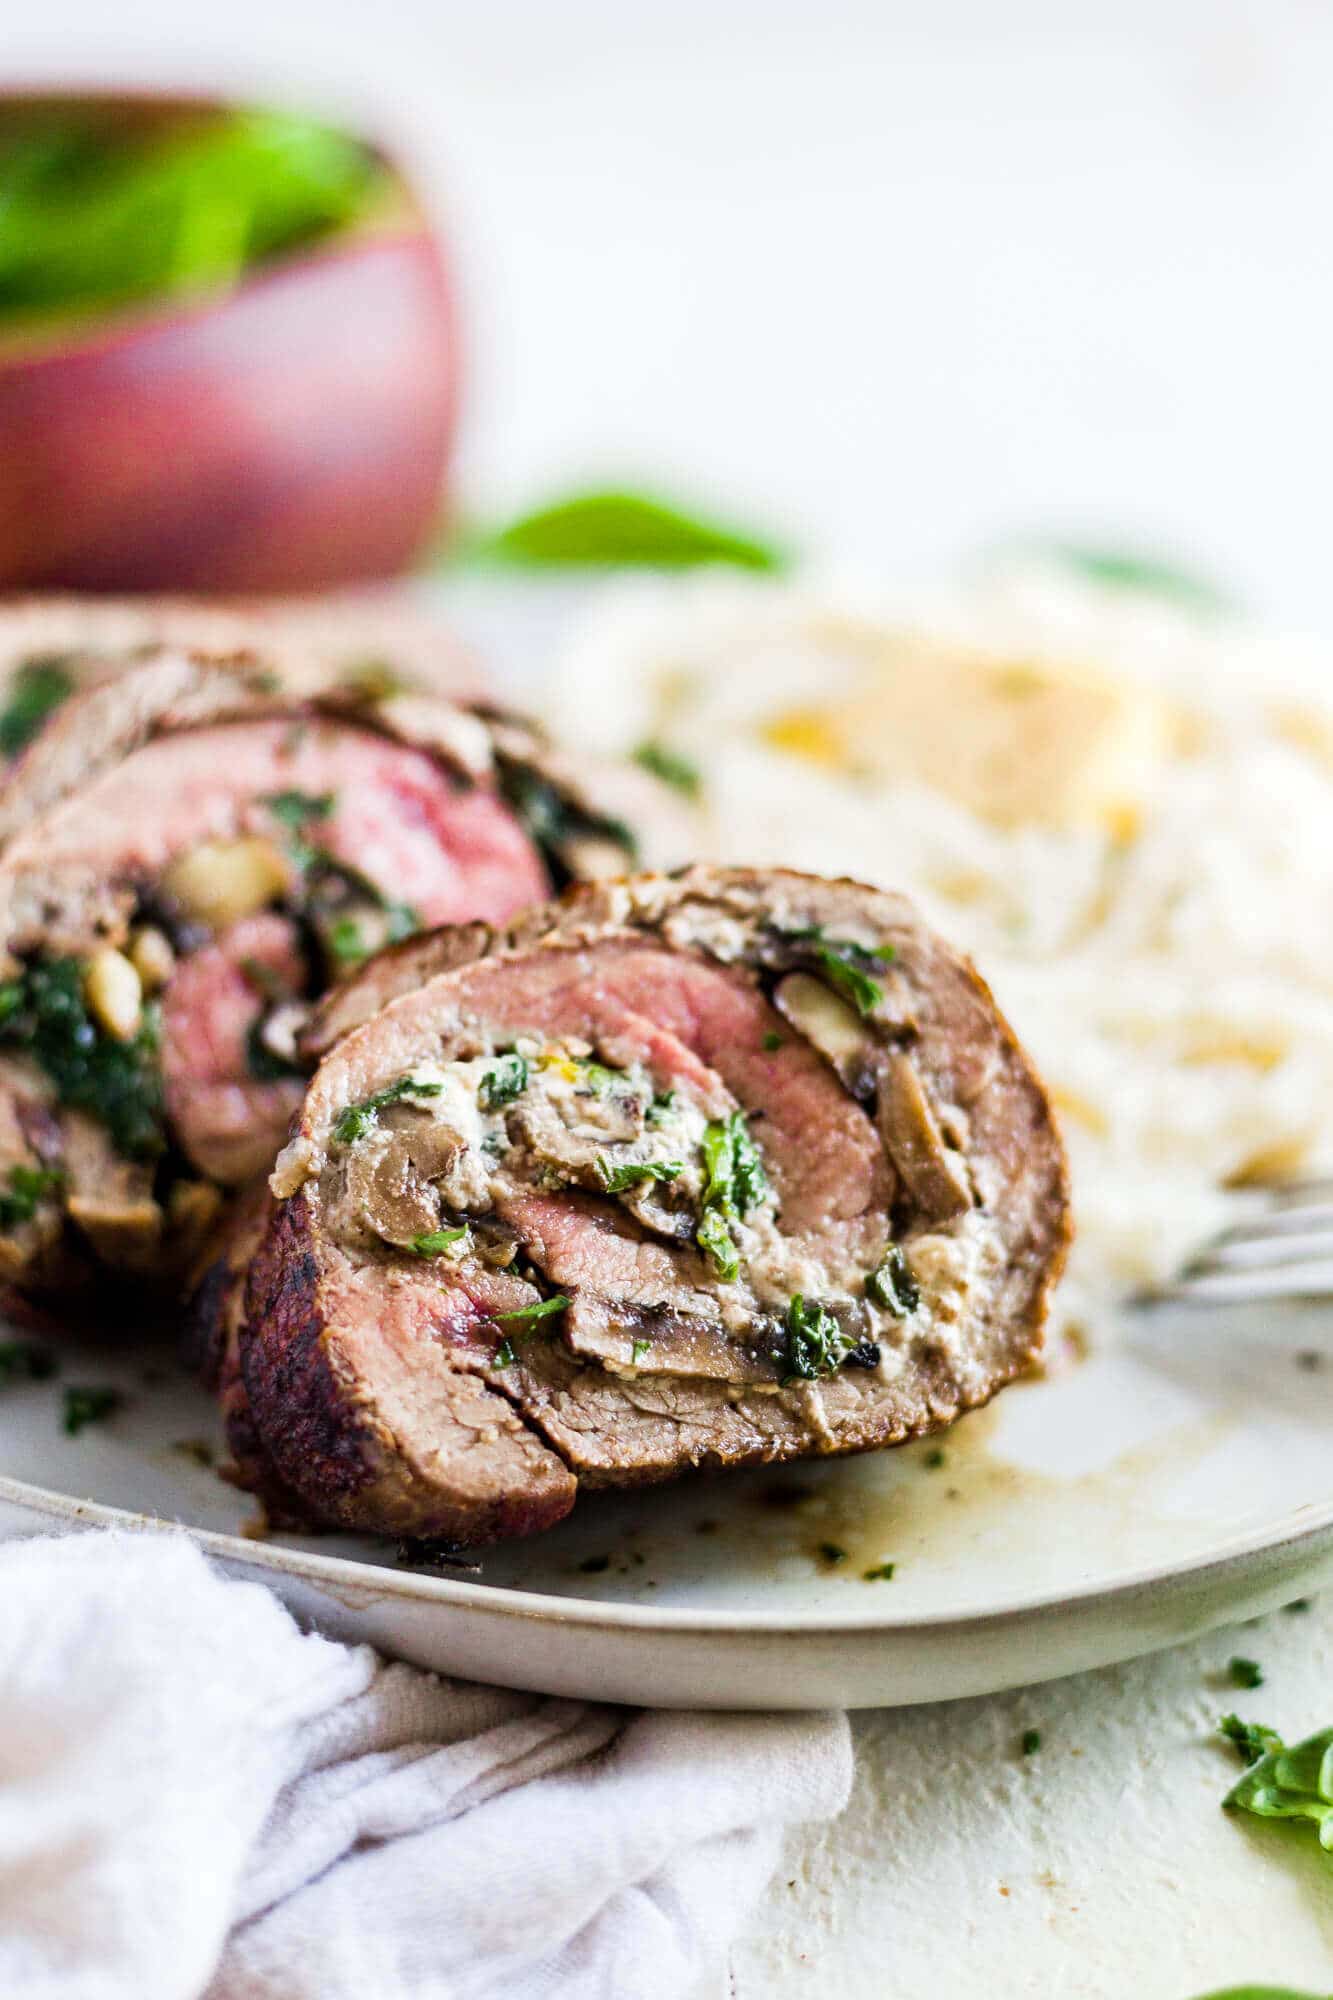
[867,1245,920,1316]
[0,658,75,756]
[1218,1714,1285,1767]
[1186,1990,1330,1999]
[62,1384,121,1435]
[598,1157,683,1193]
[0,959,164,1159]
[1188,1990,1332,1999]
[496,1294,570,1325]
[264,790,335,828]
[696,1207,740,1284]
[1044,543,1231,612]
[0,110,387,325]
[633,741,702,797]
[0,1162,64,1230]
[772,925,895,1017]
[700,1115,736,1213]
[333,1074,443,1146]
[1225,1724,1333,1853]
[783,1294,880,1381]
[479,1053,529,1111]
[1189,1990,1329,1999]
[729,1113,768,1216]
[411,1227,470,1258]
[469,489,785,572]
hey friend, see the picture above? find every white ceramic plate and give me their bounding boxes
[1,1294,1330,1708]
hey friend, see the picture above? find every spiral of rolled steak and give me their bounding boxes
[0,658,556,1298]
[241,866,1070,1544]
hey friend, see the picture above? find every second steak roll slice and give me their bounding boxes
[241,866,1071,1544]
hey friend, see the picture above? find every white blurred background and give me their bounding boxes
[7,0,1333,626]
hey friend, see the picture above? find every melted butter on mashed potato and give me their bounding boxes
[548,563,1333,1338]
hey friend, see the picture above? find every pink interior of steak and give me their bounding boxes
[2,716,546,933]
[0,711,552,1281]
[238,867,1070,1542]
[299,936,894,1392]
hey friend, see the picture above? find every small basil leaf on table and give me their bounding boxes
[463,489,787,572]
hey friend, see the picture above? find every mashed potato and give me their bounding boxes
[549,563,1333,1337]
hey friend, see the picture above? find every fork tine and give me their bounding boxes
[1148,1174,1333,1307]
[1187,1227,1333,1274]
[1212,1207,1333,1249]
[1152,1260,1333,1305]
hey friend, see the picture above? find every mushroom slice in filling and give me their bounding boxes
[238,865,1071,1544]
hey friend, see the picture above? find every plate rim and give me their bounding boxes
[4,1467,1330,1637]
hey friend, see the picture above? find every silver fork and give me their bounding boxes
[1148,1177,1333,1304]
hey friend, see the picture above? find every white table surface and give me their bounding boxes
[5,7,1333,1995]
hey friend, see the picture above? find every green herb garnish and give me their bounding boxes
[700,1110,767,1218]
[863,1561,896,1581]
[333,1073,443,1145]
[814,945,886,1017]
[818,1542,847,1566]
[62,1384,121,1435]
[633,741,702,796]
[0,110,388,325]
[1225,1723,1333,1854]
[496,1294,570,1325]
[495,762,637,887]
[646,1089,676,1123]
[695,1111,766,1281]
[411,1227,471,1258]
[0,657,75,756]
[924,1447,946,1469]
[1229,1657,1265,1690]
[775,925,896,1017]
[493,1337,517,1370]
[598,1157,683,1193]
[695,1207,740,1284]
[0,959,164,1159]
[479,1053,529,1111]
[0,1162,63,1229]
[469,489,785,573]
[1218,1714,1285,1767]
[782,1293,880,1381]
[1020,1729,1042,1756]
[867,1244,921,1317]
[0,1339,58,1386]
[762,1031,783,1052]
[326,918,366,966]
[264,790,336,828]
[244,1016,305,1082]
[631,1338,652,1364]
[1043,543,1230,613]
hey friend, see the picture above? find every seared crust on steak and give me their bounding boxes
[240,865,1070,1542]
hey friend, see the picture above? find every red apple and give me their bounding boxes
[0,94,458,593]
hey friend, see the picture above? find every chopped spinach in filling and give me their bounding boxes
[0,657,76,757]
[0,958,165,1160]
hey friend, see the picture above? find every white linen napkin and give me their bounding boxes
[0,1530,850,2000]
